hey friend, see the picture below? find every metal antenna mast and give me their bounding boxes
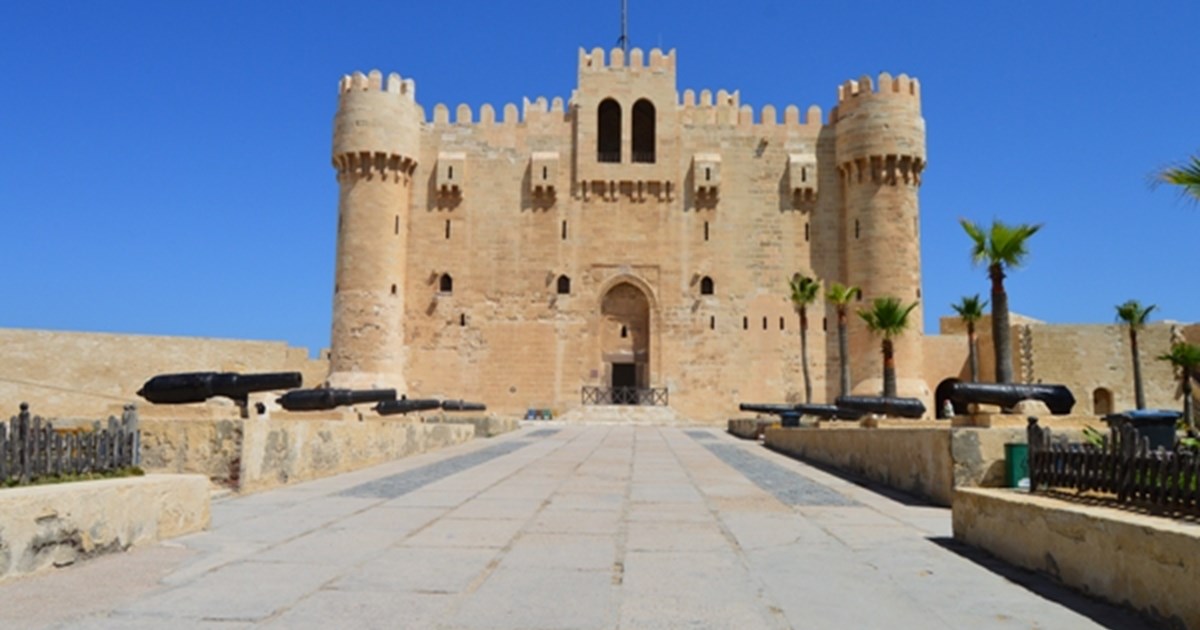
[617,0,629,54]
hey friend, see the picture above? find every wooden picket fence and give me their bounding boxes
[1,403,141,487]
[1027,418,1200,514]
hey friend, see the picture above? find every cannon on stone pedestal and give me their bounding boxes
[739,403,864,425]
[946,382,1075,415]
[441,399,487,412]
[374,397,442,416]
[276,388,397,411]
[137,371,303,405]
[835,395,927,419]
[375,397,487,416]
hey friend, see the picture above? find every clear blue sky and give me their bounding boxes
[3,1,1198,355]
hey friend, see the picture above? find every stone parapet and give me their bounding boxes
[764,424,1087,506]
[953,488,1199,628]
[422,414,520,438]
[139,417,475,493]
[0,474,210,582]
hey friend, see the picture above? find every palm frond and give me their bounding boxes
[951,294,988,323]
[826,282,860,306]
[858,296,918,340]
[1158,342,1200,369]
[789,273,821,308]
[1115,299,1156,328]
[1157,155,1200,202]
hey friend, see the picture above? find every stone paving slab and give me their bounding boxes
[0,424,1158,629]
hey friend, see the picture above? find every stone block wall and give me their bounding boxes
[0,328,325,418]
[0,475,210,582]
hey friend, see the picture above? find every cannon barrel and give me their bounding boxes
[739,403,795,415]
[740,402,864,420]
[835,395,926,419]
[441,399,487,412]
[374,398,442,416]
[137,371,303,405]
[795,403,864,420]
[276,388,397,411]
[947,382,1075,415]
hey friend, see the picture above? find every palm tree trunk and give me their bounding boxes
[967,322,979,383]
[800,308,812,404]
[837,309,850,397]
[882,338,897,398]
[1130,329,1145,410]
[989,264,1013,384]
[1183,374,1195,433]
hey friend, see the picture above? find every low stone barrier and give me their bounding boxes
[954,488,1199,627]
[764,424,1086,506]
[140,417,475,493]
[424,414,520,438]
[727,418,774,440]
[0,474,210,582]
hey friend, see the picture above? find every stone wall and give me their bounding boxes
[0,475,210,582]
[954,489,1199,628]
[765,423,1088,506]
[139,416,475,492]
[422,414,521,438]
[0,328,326,418]
[766,425,955,505]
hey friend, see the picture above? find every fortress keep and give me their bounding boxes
[327,48,928,420]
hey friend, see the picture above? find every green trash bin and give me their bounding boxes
[1004,442,1029,488]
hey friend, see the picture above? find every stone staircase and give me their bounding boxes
[554,405,694,426]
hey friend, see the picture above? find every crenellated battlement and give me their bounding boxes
[578,47,676,72]
[678,88,824,128]
[835,72,920,105]
[338,70,416,101]
[428,96,569,127]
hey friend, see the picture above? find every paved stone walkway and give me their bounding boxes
[1,425,1153,629]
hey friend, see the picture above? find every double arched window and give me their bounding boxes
[596,98,656,164]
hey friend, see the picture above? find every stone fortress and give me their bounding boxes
[1,47,1196,423]
[328,47,926,421]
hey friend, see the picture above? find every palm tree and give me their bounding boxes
[961,219,1042,384]
[1115,299,1156,409]
[789,273,821,403]
[858,297,919,398]
[826,282,860,397]
[1158,341,1200,432]
[951,294,988,383]
[1156,154,1200,202]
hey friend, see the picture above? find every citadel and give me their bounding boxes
[328,47,927,421]
[1,48,1195,423]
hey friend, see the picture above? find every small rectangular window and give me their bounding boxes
[709,316,715,330]
[704,221,709,242]
[445,219,451,239]
[804,223,809,242]
[562,220,567,240]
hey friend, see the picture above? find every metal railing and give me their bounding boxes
[2,403,141,486]
[1028,417,1199,515]
[581,386,669,406]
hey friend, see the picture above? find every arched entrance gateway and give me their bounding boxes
[600,282,650,404]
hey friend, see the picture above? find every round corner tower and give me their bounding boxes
[327,70,421,390]
[833,72,928,402]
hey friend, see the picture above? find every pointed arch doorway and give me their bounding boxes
[601,282,650,403]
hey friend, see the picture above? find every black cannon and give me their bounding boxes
[137,371,303,405]
[276,388,397,411]
[739,403,803,427]
[374,397,443,416]
[835,395,927,419]
[946,382,1075,415]
[441,399,487,412]
[740,403,864,426]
